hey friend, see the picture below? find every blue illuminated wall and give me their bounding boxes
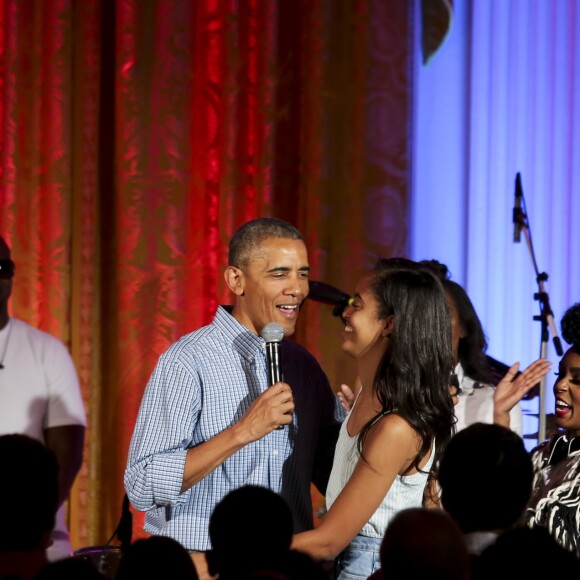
[411,0,580,448]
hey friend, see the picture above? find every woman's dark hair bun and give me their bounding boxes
[561,303,580,347]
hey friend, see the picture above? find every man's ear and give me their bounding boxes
[224,266,245,296]
[381,315,395,337]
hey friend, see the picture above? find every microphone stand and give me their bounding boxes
[514,175,563,444]
[106,493,133,552]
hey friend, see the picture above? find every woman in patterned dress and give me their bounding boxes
[526,302,580,557]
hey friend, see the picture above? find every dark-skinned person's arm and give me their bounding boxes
[44,425,85,506]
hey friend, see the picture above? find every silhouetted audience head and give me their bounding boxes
[34,556,104,579]
[438,422,533,533]
[474,526,580,579]
[238,550,329,580]
[208,485,294,579]
[0,434,59,552]
[114,536,198,580]
[379,508,470,580]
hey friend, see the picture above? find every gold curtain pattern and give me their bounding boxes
[0,0,412,548]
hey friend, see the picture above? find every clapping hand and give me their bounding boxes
[493,358,552,428]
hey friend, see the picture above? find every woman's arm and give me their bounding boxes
[291,414,421,560]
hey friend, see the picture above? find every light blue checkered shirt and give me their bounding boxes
[124,306,341,550]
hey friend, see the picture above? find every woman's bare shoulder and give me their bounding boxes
[364,412,418,448]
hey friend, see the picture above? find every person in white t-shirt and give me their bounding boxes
[0,236,86,561]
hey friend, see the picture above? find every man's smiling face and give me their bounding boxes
[229,237,310,337]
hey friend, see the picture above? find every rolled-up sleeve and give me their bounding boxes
[124,353,201,511]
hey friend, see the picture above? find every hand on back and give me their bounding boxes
[337,383,357,413]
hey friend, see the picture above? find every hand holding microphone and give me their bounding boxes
[236,382,294,444]
[233,322,294,442]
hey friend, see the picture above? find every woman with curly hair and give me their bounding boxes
[526,302,580,558]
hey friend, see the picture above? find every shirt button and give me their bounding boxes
[272,449,279,456]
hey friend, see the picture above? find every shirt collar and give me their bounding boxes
[455,362,476,396]
[212,306,266,362]
[547,433,580,466]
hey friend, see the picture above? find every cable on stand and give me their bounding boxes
[513,172,563,444]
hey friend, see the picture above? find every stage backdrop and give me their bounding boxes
[0,0,416,548]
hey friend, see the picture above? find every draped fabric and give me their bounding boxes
[0,0,413,548]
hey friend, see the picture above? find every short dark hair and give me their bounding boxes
[0,434,59,551]
[115,536,198,580]
[380,508,470,580]
[228,218,303,269]
[208,485,293,578]
[476,526,580,578]
[438,422,533,533]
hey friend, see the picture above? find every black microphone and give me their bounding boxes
[308,280,352,318]
[513,172,524,243]
[308,280,351,306]
[261,322,284,386]
[553,335,564,357]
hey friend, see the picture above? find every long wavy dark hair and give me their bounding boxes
[357,266,456,482]
[441,279,492,383]
[418,260,491,383]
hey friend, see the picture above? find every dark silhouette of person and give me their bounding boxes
[34,556,104,579]
[208,485,326,580]
[114,535,198,580]
[0,434,59,579]
[474,526,580,579]
[372,507,471,580]
[438,422,533,557]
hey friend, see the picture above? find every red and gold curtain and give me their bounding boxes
[0,0,412,548]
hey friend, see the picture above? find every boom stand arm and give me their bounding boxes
[522,228,563,443]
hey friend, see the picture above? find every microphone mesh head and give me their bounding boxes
[261,322,284,343]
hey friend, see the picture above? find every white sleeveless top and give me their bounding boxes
[325,404,435,539]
